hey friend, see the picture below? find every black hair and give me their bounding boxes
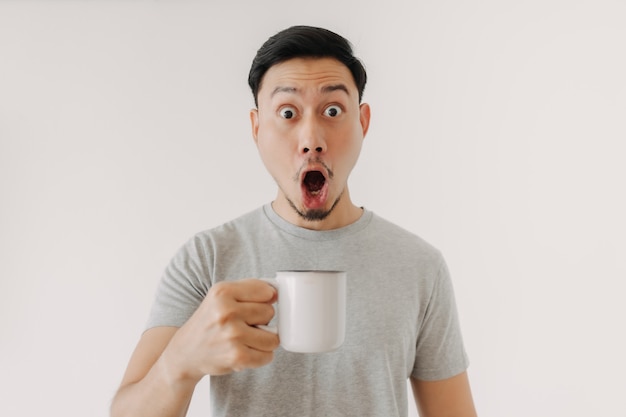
[248,25,367,106]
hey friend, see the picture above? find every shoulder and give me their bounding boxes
[164,206,266,266]
[191,206,267,244]
[366,212,444,265]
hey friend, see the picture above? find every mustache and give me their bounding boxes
[292,157,334,182]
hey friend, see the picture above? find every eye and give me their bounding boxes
[324,105,342,118]
[279,106,297,119]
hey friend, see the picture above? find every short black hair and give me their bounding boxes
[248,25,367,106]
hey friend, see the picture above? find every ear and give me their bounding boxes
[359,103,371,138]
[250,108,260,145]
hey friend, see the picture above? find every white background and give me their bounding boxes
[1,1,625,416]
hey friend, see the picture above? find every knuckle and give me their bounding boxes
[214,320,244,346]
[228,345,250,366]
[210,281,232,299]
[214,307,238,327]
[223,337,276,372]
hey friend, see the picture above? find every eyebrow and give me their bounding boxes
[321,84,350,96]
[270,83,351,98]
[271,86,297,97]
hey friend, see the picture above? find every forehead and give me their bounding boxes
[258,57,357,99]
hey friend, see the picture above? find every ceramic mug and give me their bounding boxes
[258,270,347,353]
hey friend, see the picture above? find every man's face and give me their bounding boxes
[250,57,370,229]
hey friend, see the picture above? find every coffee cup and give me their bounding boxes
[258,270,346,353]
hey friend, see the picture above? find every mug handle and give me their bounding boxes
[255,278,279,334]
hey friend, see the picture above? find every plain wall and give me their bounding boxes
[1,1,625,416]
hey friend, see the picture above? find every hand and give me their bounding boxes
[160,278,279,382]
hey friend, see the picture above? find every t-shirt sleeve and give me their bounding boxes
[412,257,470,381]
[145,236,212,330]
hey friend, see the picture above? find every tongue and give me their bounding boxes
[304,171,325,192]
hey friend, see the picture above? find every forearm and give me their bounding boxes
[111,281,278,417]
[110,355,198,417]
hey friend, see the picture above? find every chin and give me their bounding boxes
[300,208,333,222]
[287,194,342,223]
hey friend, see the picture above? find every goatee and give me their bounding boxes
[287,193,342,222]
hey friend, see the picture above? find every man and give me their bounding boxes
[111,26,477,417]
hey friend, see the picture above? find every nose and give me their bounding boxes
[303,146,324,153]
[299,115,326,155]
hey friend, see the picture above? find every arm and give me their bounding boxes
[111,327,193,417]
[110,279,279,417]
[410,371,477,417]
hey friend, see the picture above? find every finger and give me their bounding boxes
[233,279,277,303]
[211,279,276,303]
[246,326,280,353]
[237,301,275,326]
[233,346,275,372]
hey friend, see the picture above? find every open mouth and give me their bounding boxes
[298,163,332,210]
[303,171,326,195]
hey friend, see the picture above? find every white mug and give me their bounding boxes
[259,270,347,353]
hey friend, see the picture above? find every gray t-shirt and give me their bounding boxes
[147,204,469,417]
